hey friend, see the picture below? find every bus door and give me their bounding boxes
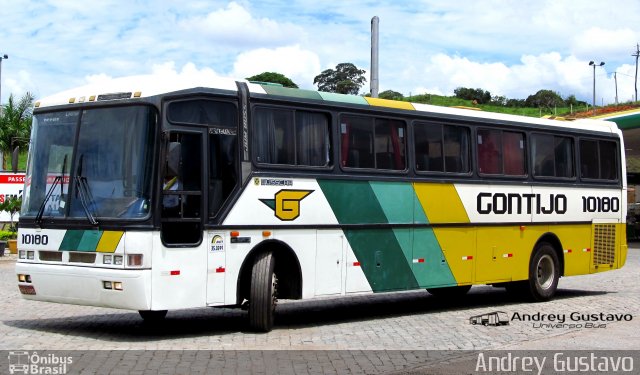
[160,97,239,306]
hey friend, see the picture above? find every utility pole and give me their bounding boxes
[370,16,379,98]
[614,72,618,105]
[633,43,639,102]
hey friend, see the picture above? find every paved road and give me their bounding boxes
[0,246,638,374]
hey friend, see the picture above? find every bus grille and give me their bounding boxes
[69,252,97,264]
[593,224,616,267]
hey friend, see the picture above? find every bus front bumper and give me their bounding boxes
[15,262,152,311]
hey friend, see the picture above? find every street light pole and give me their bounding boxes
[589,60,605,115]
[0,54,8,114]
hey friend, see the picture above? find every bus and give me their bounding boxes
[16,76,628,332]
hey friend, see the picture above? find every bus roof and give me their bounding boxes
[35,75,619,134]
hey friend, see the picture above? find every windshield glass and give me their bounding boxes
[22,106,156,221]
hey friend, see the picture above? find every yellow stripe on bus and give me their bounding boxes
[414,183,469,223]
[364,97,415,110]
[96,231,124,253]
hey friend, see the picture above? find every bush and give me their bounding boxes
[0,230,15,241]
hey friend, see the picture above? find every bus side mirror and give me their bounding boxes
[11,146,19,173]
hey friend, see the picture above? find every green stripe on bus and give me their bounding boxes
[344,228,419,292]
[318,180,387,224]
[412,228,457,287]
[317,91,369,105]
[76,230,103,252]
[319,180,419,291]
[370,181,417,224]
[261,85,323,100]
[319,179,458,290]
[60,230,104,251]
[59,230,84,251]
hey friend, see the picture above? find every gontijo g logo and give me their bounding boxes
[260,190,313,221]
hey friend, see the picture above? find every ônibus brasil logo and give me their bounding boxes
[7,351,73,374]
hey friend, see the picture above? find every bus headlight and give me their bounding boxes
[114,255,123,265]
[103,255,112,265]
[27,251,35,260]
[19,250,26,259]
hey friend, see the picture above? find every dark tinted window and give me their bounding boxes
[414,123,470,173]
[580,139,618,180]
[254,108,330,167]
[477,129,526,176]
[340,115,406,170]
[532,134,574,178]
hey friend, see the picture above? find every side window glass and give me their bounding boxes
[477,129,502,174]
[374,118,406,170]
[254,108,330,167]
[444,125,470,173]
[414,123,469,173]
[599,141,618,180]
[532,134,574,178]
[341,115,406,170]
[341,115,374,169]
[580,140,599,179]
[161,132,202,246]
[580,139,618,180]
[503,131,526,176]
[209,131,237,218]
[414,123,443,172]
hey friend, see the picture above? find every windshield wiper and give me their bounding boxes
[35,154,67,226]
[75,154,98,225]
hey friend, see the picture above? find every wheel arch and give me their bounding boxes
[236,239,303,304]
[534,232,565,277]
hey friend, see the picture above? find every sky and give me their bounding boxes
[1,0,640,106]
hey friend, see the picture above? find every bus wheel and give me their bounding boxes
[427,285,471,297]
[525,242,560,302]
[248,251,277,332]
[138,310,167,322]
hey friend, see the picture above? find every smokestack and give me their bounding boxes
[371,16,379,98]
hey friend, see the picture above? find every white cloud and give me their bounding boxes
[231,45,321,89]
[572,28,640,61]
[180,2,305,47]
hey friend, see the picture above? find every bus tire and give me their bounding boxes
[427,285,471,297]
[525,242,560,302]
[138,310,167,322]
[248,251,277,332]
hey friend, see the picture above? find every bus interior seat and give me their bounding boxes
[376,152,393,169]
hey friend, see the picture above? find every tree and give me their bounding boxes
[453,87,491,104]
[0,92,34,169]
[525,90,564,113]
[313,63,366,95]
[246,72,298,88]
[378,90,404,100]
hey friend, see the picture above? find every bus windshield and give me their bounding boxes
[21,105,156,221]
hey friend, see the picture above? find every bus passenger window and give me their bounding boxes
[254,108,330,167]
[341,115,406,170]
[580,139,618,180]
[532,134,574,178]
[477,129,502,174]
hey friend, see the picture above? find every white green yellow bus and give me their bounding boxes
[16,77,628,332]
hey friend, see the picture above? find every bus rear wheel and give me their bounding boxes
[248,251,278,332]
[524,242,560,302]
[427,285,471,297]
